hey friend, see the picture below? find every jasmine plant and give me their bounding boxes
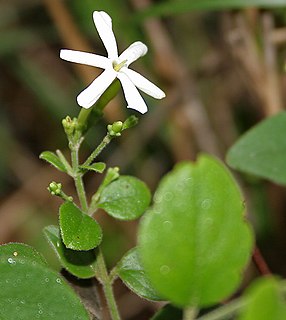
[1,8,286,320]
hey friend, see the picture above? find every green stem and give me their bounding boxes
[184,307,198,320]
[197,298,246,320]
[77,79,120,130]
[77,108,93,129]
[95,249,121,320]
[82,134,113,168]
[71,142,88,212]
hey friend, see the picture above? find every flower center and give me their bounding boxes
[113,60,127,72]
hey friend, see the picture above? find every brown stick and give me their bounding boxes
[252,245,271,275]
[130,0,222,157]
[43,0,123,121]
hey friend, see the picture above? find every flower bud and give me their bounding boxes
[48,182,62,195]
[122,115,138,130]
[62,116,77,136]
[107,121,123,137]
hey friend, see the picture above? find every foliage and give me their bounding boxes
[136,0,286,19]
[1,1,286,319]
[139,155,253,307]
[227,112,286,186]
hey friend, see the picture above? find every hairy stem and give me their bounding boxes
[95,249,121,320]
[197,298,246,320]
[183,307,198,320]
[71,142,88,212]
[82,134,112,168]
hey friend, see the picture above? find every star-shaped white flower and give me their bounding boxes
[60,11,165,114]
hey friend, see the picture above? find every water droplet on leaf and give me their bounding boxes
[201,199,212,210]
[7,258,16,264]
[163,192,173,201]
[163,220,173,230]
[160,265,170,275]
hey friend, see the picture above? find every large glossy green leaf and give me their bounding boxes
[44,225,97,279]
[227,112,286,186]
[98,176,151,220]
[39,151,67,173]
[116,247,162,301]
[139,155,253,307]
[59,202,102,251]
[0,255,89,319]
[239,277,286,320]
[0,243,47,266]
[137,0,286,19]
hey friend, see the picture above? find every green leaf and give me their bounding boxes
[138,154,253,307]
[116,247,162,301]
[151,304,183,320]
[239,277,286,320]
[98,176,151,220]
[0,255,89,320]
[80,162,106,173]
[136,0,286,19]
[59,202,102,251]
[227,112,286,186]
[44,225,98,279]
[0,243,47,266]
[40,151,67,173]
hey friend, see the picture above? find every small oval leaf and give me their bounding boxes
[239,277,286,320]
[40,151,67,173]
[0,255,89,320]
[59,202,102,251]
[80,162,106,173]
[44,225,98,279]
[116,247,163,301]
[98,176,151,220]
[139,155,253,307]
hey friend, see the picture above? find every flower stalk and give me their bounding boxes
[52,9,166,320]
[94,249,121,320]
[70,139,88,213]
[183,307,198,320]
[82,134,113,169]
[68,129,121,319]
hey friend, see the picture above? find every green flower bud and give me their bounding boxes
[107,121,123,137]
[48,182,62,195]
[122,115,138,130]
[112,121,123,133]
[62,116,78,136]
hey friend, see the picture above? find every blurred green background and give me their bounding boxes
[1,0,286,319]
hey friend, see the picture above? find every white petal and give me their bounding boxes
[93,11,118,60]
[118,41,147,67]
[77,70,116,109]
[122,68,166,99]
[117,72,148,114]
[60,49,110,69]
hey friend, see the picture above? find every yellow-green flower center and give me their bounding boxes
[113,60,127,72]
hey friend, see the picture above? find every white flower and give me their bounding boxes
[60,11,165,114]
